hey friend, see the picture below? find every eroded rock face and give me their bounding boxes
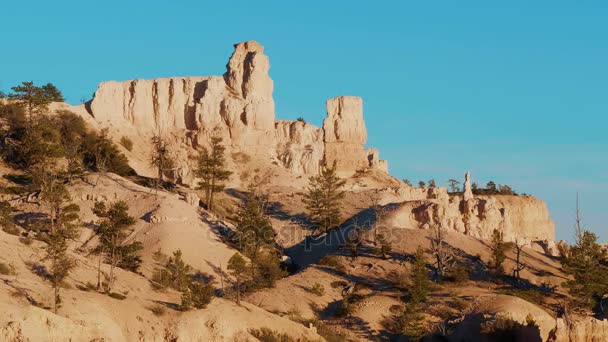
[87,41,387,180]
[548,317,608,342]
[385,194,555,243]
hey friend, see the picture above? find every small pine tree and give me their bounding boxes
[92,200,139,292]
[486,181,497,193]
[490,229,509,279]
[409,246,430,304]
[428,179,436,188]
[418,181,426,188]
[44,182,80,313]
[303,163,346,234]
[195,135,232,211]
[189,278,214,309]
[447,179,460,193]
[563,199,608,309]
[149,133,174,186]
[180,286,193,311]
[397,302,426,341]
[227,253,248,305]
[8,81,60,121]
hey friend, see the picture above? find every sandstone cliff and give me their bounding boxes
[86,41,387,183]
[382,173,555,243]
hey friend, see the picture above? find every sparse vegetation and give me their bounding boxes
[195,134,232,211]
[120,136,133,151]
[310,282,325,296]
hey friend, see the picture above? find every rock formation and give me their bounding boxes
[463,170,473,200]
[383,173,555,243]
[86,41,387,182]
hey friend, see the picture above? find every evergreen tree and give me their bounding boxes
[227,253,248,305]
[195,135,232,211]
[44,183,80,313]
[397,302,426,341]
[8,81,63,122]
[418,181,425,188]
[303,163,346,234]
[563,199,608,310]
[92,200,139,292]
[149,133,174,186]
[427,179,436,188]
[486,181,497,193]
[447,179,460,193]
[490,229,509,278]
[409,246,430,304]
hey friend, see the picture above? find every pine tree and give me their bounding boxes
[92,200,139,292]
[44,182,80,314]
[397,302,426,341]
[303,163,346,234]
[563,198,608,309]
[150,133,174,187]
[227,253,248,305]
[409,246,430,304]
[447,179,460,193]
[8,81,63,122]
[195,135,232,211]
[490,229,509,278]
[234,192,275,281]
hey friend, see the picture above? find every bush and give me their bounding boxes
[120,136,133,151]
[148,305,166,316]
[296,117,305,122]
[2,225,20,236]
[498,288,544,305]
[0,262,15,275]
[190,279,214,309]
[310,282,325,296]
[249,327,296,342]
[19,236,33,245]
[318,255,345,273]
[448,263,469,283]
[330,280,348,289]
[107,292,127,300]
[480,314,522,341]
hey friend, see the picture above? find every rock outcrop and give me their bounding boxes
[86,41,387,182]
[548,317,608,342]
[383,173,555,243]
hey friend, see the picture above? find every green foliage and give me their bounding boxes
[249,327,298,342]
[304,163,346,234]
[195,135,232,211]
[310,282,325,296]
[396,303,426,341]
[296,116,305,122]
[409,246,430,304]
[427,179,436,188]
[149,134,174,184]
[227,252,248,304]
[447,179,460,193]
[44,183,80,313]
[448,263,469,283]
[563,230,608,309]
[402,179,412,186]
[490,229,509,278]
[82,128,134,176]
[119,136,133,151]
[480,314,528,342]
[7,81,62,118]
[254,251,286,289]
[92,200,140,291]
[525,313,538,328]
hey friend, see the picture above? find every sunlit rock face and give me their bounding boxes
[87,41,388,181]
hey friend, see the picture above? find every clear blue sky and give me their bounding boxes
[1,0,606,242]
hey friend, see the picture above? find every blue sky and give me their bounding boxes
[1,0,606,242]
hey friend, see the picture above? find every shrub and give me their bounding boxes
[2,225,20,236]
[448,263,469,283]
[107,292,127,300]
[19,236,33,245]
[249,327,296,342]
[119,136,133,151]
[310,282,325,296]
[330,280,348,289]
[498,288,544,305]
[0,262,15,275]
[190,279,214,309]
[148,305,166,316]
[318,255,345,273]
[296,117,305,122]
[480,314,521,341]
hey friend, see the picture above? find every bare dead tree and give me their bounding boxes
[513,239,526,281]
[368,189,389,243]
[429,223,454,280]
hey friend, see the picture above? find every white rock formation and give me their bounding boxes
[463,171,473,200]
[86,41,387,181]
[384,194,555,243]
